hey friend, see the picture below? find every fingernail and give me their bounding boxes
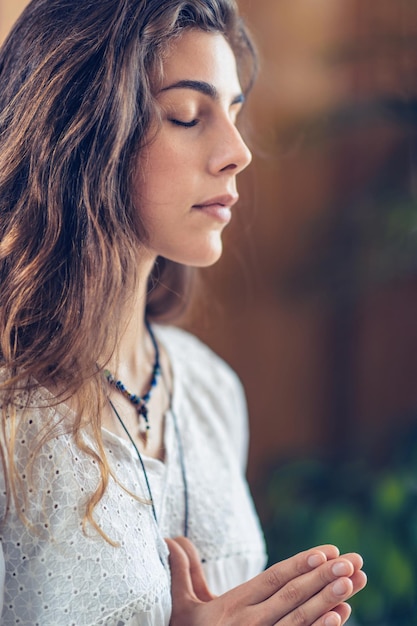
[324,615,340,626]
[308,553,325,568]
[332,561,350,576]
[332,579,349,596]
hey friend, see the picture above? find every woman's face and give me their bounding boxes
[135,29,252,268]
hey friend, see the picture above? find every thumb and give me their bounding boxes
[166,537,200,614]
[172,537,215,602]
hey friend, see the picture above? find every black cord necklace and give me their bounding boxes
[109,398,159,524]
[107,328,189,537]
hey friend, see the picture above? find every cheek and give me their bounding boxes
[141,143,181,193]
[141,142,195,205]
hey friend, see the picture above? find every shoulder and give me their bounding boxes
[154,324,242,394]
[154,324,249,468]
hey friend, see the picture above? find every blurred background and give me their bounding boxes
[1,1,417,623]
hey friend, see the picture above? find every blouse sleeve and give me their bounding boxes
[154,324,252,473]
[0,542,4,617]
[228,372,250,473]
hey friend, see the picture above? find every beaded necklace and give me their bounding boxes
[108,359,189,537]
[104,319,160,445]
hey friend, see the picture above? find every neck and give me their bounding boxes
[107,252,157,387]
[101,253,173,461]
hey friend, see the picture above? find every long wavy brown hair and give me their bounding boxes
[0,0,256,540]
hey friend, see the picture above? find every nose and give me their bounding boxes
[209,121,252,176]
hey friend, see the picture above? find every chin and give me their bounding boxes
[165,237,224,268]
[189,243,224,268]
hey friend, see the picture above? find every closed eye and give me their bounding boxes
[169,118,199,128]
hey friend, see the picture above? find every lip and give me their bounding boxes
[193,194,239,209]
[192,194,238,224]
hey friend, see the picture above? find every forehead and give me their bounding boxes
[158,29,242,96]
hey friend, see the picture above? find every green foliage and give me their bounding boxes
[263,426,417,625]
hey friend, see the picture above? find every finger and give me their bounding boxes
[315,545,340,560]
[313,611,342,626]
[233,546,332,605]
[278,563,367,626]
[270,575,354,626]
[349,569,367,594]
[261,557,358,624]
[333,602,352,625]
[172,537,215,602]
[166,538,199,613]
[338,552,363,572]
[313,603,351,626]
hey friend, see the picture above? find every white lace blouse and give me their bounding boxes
[0,325,267,625]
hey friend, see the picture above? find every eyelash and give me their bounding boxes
[169,118,199,128]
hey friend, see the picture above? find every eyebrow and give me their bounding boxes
[159,79,245,105]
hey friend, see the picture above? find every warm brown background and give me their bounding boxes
[1,0,416,488]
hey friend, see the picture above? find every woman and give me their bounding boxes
[0,0,366,624]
